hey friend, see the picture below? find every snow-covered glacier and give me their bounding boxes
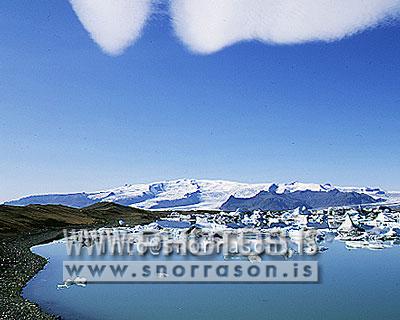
[3,179,398,210]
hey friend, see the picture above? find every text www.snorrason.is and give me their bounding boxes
[63,261,318,283]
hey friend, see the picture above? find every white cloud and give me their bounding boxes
[171,0,400,54]
[70,0,152,56]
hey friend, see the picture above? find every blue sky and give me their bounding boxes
[1,1,400,201]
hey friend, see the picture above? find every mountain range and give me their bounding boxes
[221,187,382,211]
[4,179,398,211]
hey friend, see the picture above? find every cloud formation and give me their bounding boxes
[171,0,400,54]
[70,0,152,55]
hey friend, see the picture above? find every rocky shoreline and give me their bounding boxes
[0,203,167,319]
[0,230,66,319]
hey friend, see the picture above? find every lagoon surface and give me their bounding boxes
[24,240,400,320]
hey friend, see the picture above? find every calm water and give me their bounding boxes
[24,240,400,320]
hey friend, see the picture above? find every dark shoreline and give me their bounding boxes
[0,202,171,319]
[0,229,65,319]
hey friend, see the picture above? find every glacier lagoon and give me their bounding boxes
[24,239,400,320]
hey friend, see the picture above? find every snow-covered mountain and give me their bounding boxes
[3,179,397,210]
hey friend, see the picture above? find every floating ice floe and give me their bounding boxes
[248,255,262,263]
[57,277,87,290]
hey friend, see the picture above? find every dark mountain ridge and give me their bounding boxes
[220,188,381,211]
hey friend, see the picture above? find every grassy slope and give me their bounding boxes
[0,202,164,237]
